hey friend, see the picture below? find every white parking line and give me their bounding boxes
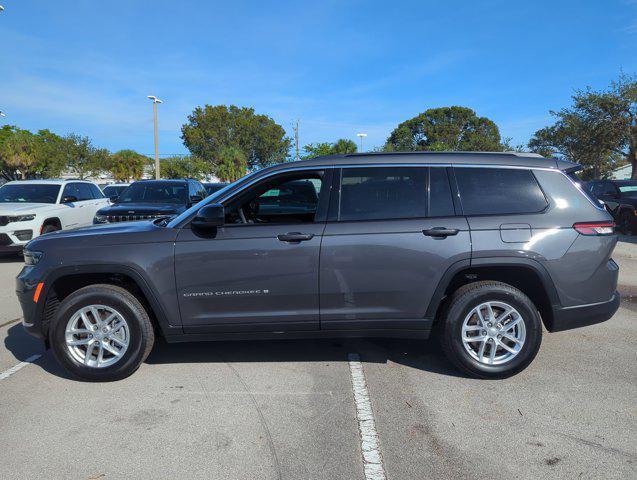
[348,353,387,480]
[0,354,41,381]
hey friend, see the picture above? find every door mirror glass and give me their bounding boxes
[109,195,119,203]
[192,203,224,230]
[61,195,78,204]
[189,195,203,205]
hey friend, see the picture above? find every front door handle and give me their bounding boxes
[422,227,459,238]
[277,232,315,243]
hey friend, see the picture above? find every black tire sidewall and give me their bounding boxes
[50,287,148,381]
[447,288,542,378]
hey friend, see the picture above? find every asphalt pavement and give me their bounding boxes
[0,239,635,480]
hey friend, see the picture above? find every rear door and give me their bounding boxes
[319,166,470,330]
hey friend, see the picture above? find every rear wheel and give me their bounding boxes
[440,281,542,379]
[49,284,154,381]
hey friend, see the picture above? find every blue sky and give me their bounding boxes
[1,0,636,157]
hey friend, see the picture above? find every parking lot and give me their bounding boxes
[0,240,635,480]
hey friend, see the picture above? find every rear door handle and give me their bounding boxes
[277,232,315,243]
[422,227,459,238]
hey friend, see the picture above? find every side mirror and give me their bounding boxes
[61,195,78,204]
[109,195,119,203]
[192,203,224,230]
[189,195,203,206]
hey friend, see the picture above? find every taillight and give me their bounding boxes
[573,222,615,235]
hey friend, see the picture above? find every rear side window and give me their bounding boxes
[338,167,455,221]
[455,167,547,216]
[88,184,104,198]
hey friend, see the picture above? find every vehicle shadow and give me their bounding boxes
[145,335,468,379]
[618,234,637,245]
[0,253,23,263]
[4,323,467,380]
[3,323,74,380]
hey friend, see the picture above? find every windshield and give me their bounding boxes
[118,182,187,204]
[103,185,128,197]
[0,184,60,204]
[167,171,260,228]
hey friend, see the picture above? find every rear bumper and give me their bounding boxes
[547,292,620,332]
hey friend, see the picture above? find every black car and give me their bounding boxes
[585,179,637,234]
[94,179,207,223]
[203,182,227,195]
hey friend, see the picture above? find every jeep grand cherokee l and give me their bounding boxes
[16,152,620,381]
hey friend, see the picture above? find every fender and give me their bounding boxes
[39,263,180,337]
[425,256,562,320]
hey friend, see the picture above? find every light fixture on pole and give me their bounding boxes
[147,96,163,180]
[0,111,5,117]
[0,6,5,11]
[356,133,367,152]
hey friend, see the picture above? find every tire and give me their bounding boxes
[41,223,60,235]
[617,210,633,235]
[49,284,155,381]
[439,281,542,379]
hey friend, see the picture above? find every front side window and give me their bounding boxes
[119,182,188,204]
[0,184,60,204]
[62,183,93,202]
[455,167,548,216]
[225,172,324,224]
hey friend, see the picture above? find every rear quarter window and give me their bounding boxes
[455,167,548,216]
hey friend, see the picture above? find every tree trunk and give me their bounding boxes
[630,131,637,180]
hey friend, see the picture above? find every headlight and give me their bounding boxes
[94,215,108,224]
[9,214,35,223]
[23,250,43,266]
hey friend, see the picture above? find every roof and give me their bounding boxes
[263,151,578,173]
[3,179,96,185]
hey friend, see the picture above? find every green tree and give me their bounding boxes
[108,150,148,182]
[301,138,358,159]
[0,130,39,179]
[385,106,503,152]
[64,134,110,179]
[216,146,247,182]
[528,74,637,179]
[160,155,210,180]
[181,105,290,171]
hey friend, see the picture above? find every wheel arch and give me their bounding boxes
[40,264,177,341]
[426,257,561,331]
[41,217,62,232]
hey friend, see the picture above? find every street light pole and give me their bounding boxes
[147,96,163,180]
[357,133,367,152]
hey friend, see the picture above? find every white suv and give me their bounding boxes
[0,179,109,252]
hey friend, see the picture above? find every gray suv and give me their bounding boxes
[16,152,620,381]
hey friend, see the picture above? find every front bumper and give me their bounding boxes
[16,266,46,341]
[547,292,621,332]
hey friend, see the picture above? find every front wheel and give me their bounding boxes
[440,281,542,379]
[50,284,155,381]
[618,210,633,235]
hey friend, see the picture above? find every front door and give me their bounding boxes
[175,169,332,333]
[319,166,471,330]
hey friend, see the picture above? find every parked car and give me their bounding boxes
[101,183,130,200]
[93,179,207,223]
[585,179,637,234]
[18,152,619,381]
[203,182,227,196]
[0,179,108,253]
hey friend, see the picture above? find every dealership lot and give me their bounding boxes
[0,242,635,480]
